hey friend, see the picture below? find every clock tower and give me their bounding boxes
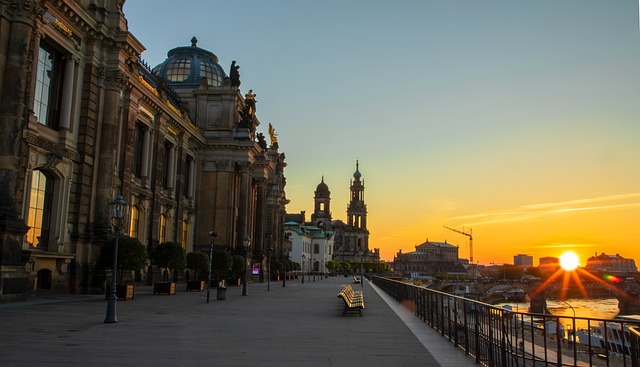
[311,176,332,229]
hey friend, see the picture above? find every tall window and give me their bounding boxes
[26,170,53,249]
[133,124,144,177]
[181,220,189,249]
[184,155,193,197]
[159,214,167,244]
[314,244,319,254]
[163,141,173,188]
[129,206,139,239]
[34,42,63,129]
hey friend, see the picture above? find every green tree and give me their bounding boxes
[150,242,187,281]
[186,251,209,280]
[99,236,147,283]
[211,251,233,285]
[232,255,246,276]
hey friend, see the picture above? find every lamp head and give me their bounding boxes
[243,235,251,250]
[109,194,128,227]
[209,230,218,238]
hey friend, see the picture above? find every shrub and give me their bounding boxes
[99,236,147,283]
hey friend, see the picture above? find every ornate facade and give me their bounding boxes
[0,0,287,301]
[394,240,467,278]
[323,162,379,264]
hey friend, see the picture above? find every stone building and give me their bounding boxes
[326,162,379,264]
[393,240,467,278]
[585,253,638,275]
[0,0,287,301]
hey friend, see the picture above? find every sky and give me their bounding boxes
[123,1,640,265]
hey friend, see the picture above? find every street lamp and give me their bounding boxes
[360,252,364,288]
[242,235,250,296]
[283,249,288,287]
[104,194,127,324]
[206,231,218,303]
[312,245,316,282]
[267,247,272,292]
[301,254,306,284]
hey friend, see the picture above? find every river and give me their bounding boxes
[496,297,622,330]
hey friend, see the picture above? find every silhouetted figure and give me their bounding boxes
[230,60,241,87]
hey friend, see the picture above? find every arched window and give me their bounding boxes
[159,214,167,244]
[26,170,53,249]
[129,206,139,239]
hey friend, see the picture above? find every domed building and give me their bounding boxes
[0,0,288,300]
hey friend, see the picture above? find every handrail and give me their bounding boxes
[372,275,640,367]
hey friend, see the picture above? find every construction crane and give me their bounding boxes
[443,226,473,263]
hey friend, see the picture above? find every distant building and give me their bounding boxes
[538,256,560,275]
[286,162,380,272]
[585,253,638,274]
[284,222,333,275]
[393,240,467,278]
[514,254,533,267]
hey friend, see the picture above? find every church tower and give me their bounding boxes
[311,176,332,229]
[347,161,367,230]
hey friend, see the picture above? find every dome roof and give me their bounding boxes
[153,37,227,89]
[353,160,361,179]
[315,176,330,196]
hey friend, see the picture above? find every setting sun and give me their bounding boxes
[559,251,580,271]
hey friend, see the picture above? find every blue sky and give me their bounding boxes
[124,1,640,263]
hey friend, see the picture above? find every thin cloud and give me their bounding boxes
[449,193,640,227]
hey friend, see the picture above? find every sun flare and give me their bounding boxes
[559,251,580,271]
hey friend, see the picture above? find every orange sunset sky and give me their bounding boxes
[124,1,640,265]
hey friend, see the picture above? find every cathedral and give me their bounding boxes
[0,0,287,300]
[312,162,379,264]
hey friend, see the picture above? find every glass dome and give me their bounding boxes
[153,37,227,89]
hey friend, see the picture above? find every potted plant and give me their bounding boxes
[270,260,283,281]
[230,254,245,286]
[186,251,208,291]
[211,251,232,300]
[150,242,186,295]
[99,236,147,300]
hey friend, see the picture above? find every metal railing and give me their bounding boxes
[372,276,640,367]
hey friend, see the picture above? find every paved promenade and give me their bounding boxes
[0,276,476,367]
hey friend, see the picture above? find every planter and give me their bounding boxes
[216,287,227,300]
[153,282,176,295]
[105,284,135,301]
[186,280,205,292]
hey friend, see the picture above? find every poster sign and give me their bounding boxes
[252,263,260,275]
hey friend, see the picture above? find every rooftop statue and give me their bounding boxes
[268,123,278,145]
[230,60,241,87]
[244,89,256,115]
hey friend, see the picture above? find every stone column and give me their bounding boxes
[0,0,42,300]
[237,163,252,249]
[187,157,195,199]
[254,176,267,256]
[94,69,127,233]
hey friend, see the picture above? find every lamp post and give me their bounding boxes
[360,252,364,288]
[267,247,272,292]
[206,231,218,303]
[301,254,305,284]
[242,235,250,296]
[312,246,316,282]
[104,194,127,324]
[283,249,288,287]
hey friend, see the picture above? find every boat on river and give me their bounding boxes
[574,315,640,356]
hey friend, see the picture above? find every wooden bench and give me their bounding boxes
[353,276,361,284]
[337,284,364,316]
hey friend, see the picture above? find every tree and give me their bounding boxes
[150,242,186,281]
[99,236,147,284]
[211,251,233,285]
[186,252,209,281]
